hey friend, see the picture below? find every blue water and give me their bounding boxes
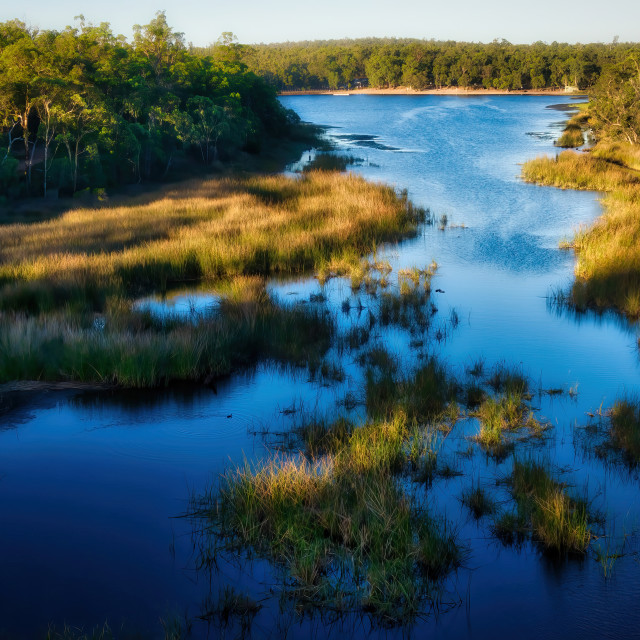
[1,95,639,639]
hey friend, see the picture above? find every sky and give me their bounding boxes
[1,0,639,46]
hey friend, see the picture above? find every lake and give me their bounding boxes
[1,95,639,639]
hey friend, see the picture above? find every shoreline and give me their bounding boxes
[280,87,587,97]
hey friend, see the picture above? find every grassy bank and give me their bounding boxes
[0,171,427,387]
[522,142,640,319]
[0,172,424,313]
[554,104,589,148]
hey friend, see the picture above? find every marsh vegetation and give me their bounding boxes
[0,171,426,386]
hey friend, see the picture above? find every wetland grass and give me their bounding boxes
[471,364,546,457]
[1,172,423,312]
[0,280,334,387]
[461,480,497,520]
[584,397,640,467]
[191,411,462,623]
[522,142,640,319]
[0,171,426,387]
[365,357,459,423]
[554,108,589,148]
[505,459,593,554]
[608,398,640,464]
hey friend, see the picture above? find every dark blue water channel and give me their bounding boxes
[1,95,639,639]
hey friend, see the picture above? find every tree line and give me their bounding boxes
[194,37,640,93]
[590,55,640,144]
[0,14,299,200]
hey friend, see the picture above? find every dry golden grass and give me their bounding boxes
[0,171,422,307]
[522,143,640,318]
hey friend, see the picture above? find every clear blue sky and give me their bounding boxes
[1,0,638,45]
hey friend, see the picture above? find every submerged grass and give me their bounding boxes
[502,459,593,554]
[522,141,640,320]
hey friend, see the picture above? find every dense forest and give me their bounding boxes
[1,17,639,202]
[0,14,301,200]
[195,37,640,93]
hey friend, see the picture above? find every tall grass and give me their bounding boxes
[0,281,333,387]
[191,411,461,623]
[365,357,459,423]
[505,459,592,554]
[0,170,429,386]
[555,123,584,149]
[0,171,424,313]
[609,398,640,464]
[522,143,640,319]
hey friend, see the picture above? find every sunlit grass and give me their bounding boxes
[0,171,428,386]
[506,459,593,554]
[190,411,462,623]
[522,142,640,320]
[0,171,423,313]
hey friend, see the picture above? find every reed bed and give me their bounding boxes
[0,280,333,386]
[0,171,429,386]
[522,143,640,319]
[190,411,462,623]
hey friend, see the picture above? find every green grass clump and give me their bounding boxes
[365,357,459,423]
[507,459,592,554]
[461,480,496,519]
[192,412,462,623]
[608,398,640,464]
[473,391,544,457]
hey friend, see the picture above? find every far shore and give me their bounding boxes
[280,87,587,97]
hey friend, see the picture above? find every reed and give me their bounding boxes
[508,459,592,553]
[0,171,423,313]
[608,398,640,464]
[0,282,334,387]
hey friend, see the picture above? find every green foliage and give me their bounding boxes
[0,13,299,198]
[200,38,640,91]
[591,55,640,144]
